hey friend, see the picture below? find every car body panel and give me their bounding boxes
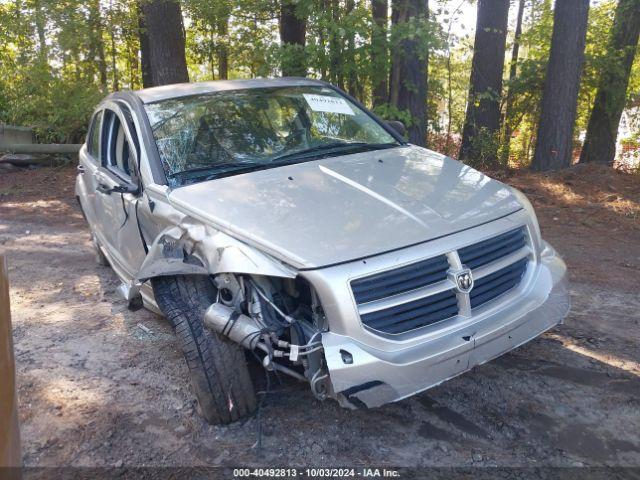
[135,77,328,104]
[168,146,522,269]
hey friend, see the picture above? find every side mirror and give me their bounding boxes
[386,120,406,137]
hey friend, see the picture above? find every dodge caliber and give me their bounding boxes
[76,78,570,424]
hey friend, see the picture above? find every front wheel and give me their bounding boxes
[151,275,257,424]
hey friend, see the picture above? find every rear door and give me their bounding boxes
[91,103,147,281]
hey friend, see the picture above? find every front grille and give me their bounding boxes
[470,258,528,309]
[351,254,449,304]
[351,226,531,336]
[459,227,526,269]
[360,289,459,334]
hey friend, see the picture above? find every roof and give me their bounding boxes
[133,77,326,104]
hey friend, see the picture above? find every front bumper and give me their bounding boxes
[318,242,570,408]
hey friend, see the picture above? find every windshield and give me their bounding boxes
[144,86,398,186]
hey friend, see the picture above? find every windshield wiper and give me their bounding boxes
[169,162,266,182]
[270,141,398,164]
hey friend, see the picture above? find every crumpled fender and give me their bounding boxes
[134,217,297,283]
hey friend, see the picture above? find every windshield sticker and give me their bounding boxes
[303,94,355,115]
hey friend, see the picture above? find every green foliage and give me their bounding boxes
[499,0,553,166]
[0,63,102,143]
[464,127,503,170]
[501,0,640,167]
[0,0,138,141]
[0,0,638,165]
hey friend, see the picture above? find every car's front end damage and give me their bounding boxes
[127,171,569,411]
[300,209,569,408]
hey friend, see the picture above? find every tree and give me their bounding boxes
[87,0,108,91]
[344,0,360,96]
[579,0,640,166]
[328,0,344,87]
[370,0,388,108]
[501,0,525,162]
[459,0,510,167]
[138,0,189,87]
[184,0,232,80]
[137,2,153,88]
[389,0,429,146]
[217,14,230,79]
[531,0,590,171]
[280,0,307,76]
[33,0,48,65]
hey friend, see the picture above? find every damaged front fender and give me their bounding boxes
[135,218,298,283]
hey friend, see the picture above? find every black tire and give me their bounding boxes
[151,275,257,424]
[91,233,109,266]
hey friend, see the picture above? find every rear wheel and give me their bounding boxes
[91,233,109,266]
[151,275,257,424]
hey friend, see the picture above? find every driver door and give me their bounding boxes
[91,103,147,281]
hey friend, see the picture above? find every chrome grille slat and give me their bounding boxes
[473,246,530,280]
[459,228,526,269]
[351,226,531,335]
[358,279,455,316]
[351,255,449,303]
[470,258,528,308]
[360,289,459,334]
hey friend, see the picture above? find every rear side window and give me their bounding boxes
[87,111,103,159]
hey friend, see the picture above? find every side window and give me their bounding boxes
[87,110,103,159]
[102,110,133,179]
[118,103,141,161]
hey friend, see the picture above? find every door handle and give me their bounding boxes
[77,164,85,174]
[93,171,112,194]
[96,183,112,194]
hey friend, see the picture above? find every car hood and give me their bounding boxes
[167,145,523,269]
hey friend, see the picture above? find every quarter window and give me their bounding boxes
[87,110,103,159]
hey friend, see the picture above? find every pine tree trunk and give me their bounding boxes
[88,0,108,91]
[279,0,307,77]
[328,0,344,87]
[345,0,359,96]
[388,0,404,108]
[127,31,140,89]
[579,0,640,166]
[137,1,153,89]
[217,16,229,80]
[532,0,589,171]
[502,0,525,162]
[139,0,189,87]
[459,0,510,166]
[110,27,119,91]
[391,0,429,146]
[34,0,48,65]
[318,2,329,80]
[371,0,388,108]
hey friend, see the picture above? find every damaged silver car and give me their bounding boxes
[76,78,570,424]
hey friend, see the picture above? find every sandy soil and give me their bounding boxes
[1,163,639,468]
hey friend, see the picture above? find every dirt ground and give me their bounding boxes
[1,162,639,468]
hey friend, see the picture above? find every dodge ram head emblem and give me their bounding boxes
[455,270,474,293]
